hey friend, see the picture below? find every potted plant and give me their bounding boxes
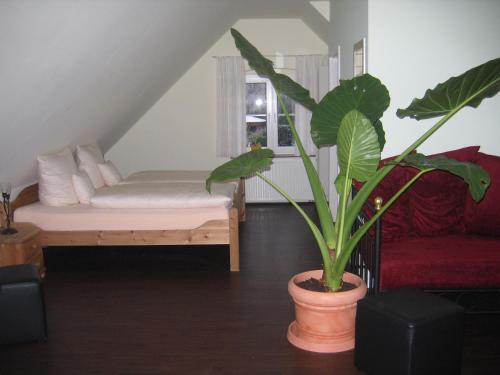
[206,28,500,352]
[248,131,266,151]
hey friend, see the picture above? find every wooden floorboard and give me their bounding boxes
[0,204,499,374]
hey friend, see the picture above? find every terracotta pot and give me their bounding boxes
[287,270,367,353]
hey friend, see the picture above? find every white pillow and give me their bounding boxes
[72,171,96,204]
[37,147,79,206]
[98,160,123,186]
[76,143,105,189]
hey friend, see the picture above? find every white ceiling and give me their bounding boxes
[0,0,329,191]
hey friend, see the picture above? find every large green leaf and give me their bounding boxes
[404,153,491,202]
[231,28,274,77]
[372,120,386,152]
[334,174,348,198]
[337,110,381,182]
[311,74,390,148]
[397,57,500,120]
[206,148,274,192]
[231,28,316,111]
[271,73,317,111]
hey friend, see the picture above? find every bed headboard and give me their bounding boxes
[12,183,39,212]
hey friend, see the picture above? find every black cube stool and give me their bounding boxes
[355,287,464,375]
[0,264,48,344]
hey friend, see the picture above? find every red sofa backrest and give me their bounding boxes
[464,152,500,236]
[405,146,480,237]
[356,146,497,242]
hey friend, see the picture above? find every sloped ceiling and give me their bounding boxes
[0,0,328,192]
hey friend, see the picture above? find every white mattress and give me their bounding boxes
[90,181,235,209]
[14,202,230,231]
[121,170,211,184]
[14,169,239,231]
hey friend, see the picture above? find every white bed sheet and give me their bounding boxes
[14,170,240,231]
[14,202,230,231]
[121,170,211,184]
[90,181,235,209]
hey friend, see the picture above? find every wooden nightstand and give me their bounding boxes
[0,222,45,277]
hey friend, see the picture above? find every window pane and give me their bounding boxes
[246,82,268,147]
[277,94,294,115]
[247,117,267,147]
[277,94,295,147]
[278,114,294,147]
[246,83,267,115]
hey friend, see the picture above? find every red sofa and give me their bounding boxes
[360,146,500,291]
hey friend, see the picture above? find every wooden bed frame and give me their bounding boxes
[12,180,246,272]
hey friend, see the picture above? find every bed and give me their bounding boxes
[12,171,245,272]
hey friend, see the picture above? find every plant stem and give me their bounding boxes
[256,172,334,284]
[334,175,352,261]
[275,91,336,250]
[334,169,429,276]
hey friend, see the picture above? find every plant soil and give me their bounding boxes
[297,278,357,293]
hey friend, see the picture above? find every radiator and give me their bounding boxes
[245,157,315,203]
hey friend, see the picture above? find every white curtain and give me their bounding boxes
[215,56,246,158]
[294,55,329,156]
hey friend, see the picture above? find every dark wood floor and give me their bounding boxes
[1,204,499,375]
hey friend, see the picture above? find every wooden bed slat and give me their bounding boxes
[42,221,230,246]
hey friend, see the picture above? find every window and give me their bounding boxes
[353,38,366,77]
[245,76,295,155]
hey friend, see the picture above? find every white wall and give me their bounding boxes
[107,19,327,176]
[368,0,500,157]
[1,0,238,193]
[329,0,368,79]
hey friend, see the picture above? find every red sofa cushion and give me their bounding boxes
[354,162,412,242]
[464,152,500,236]
[407,146,480,236]
[372,163,413,241]
[355,147,480,241]
[380,234,500,290]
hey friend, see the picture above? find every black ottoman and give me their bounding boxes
[0,264,48,344]
[355,287,464,375]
